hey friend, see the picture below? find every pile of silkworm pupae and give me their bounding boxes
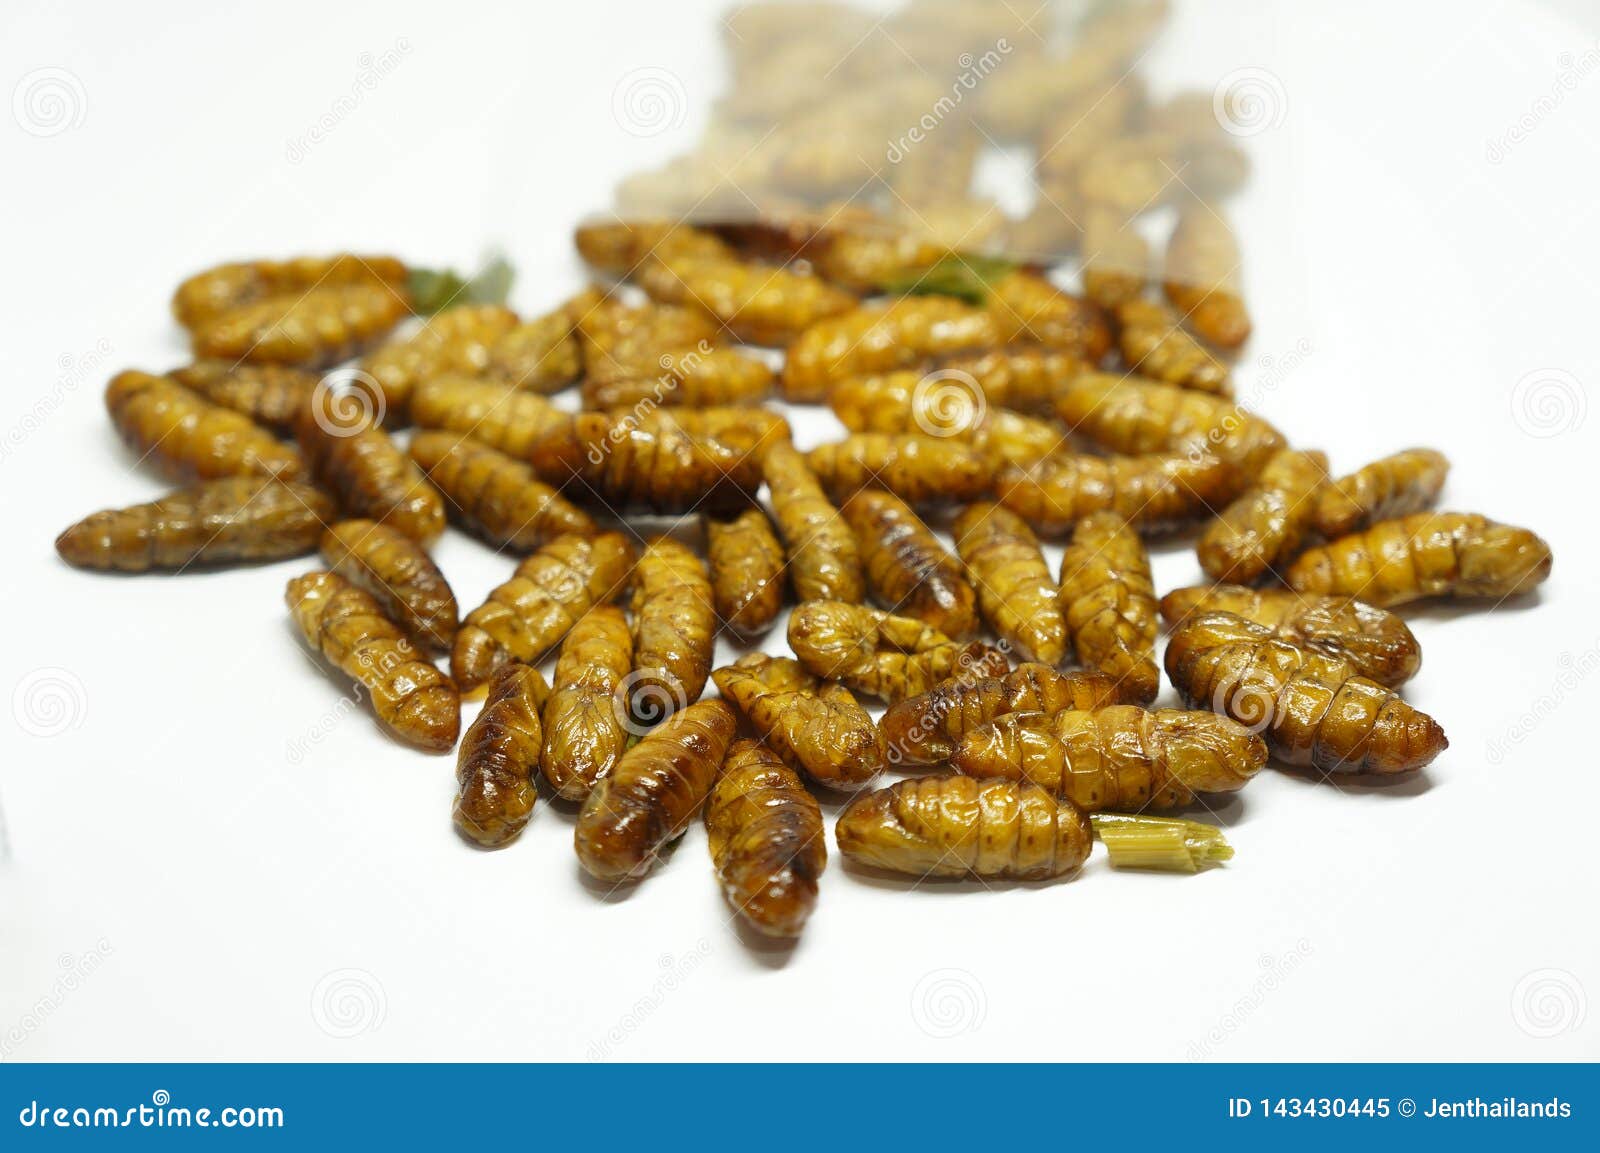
[52,1,1554,942]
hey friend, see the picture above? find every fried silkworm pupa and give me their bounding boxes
[836,775,1093,881]
[712,653,883,790]
[1033,70,1140,178]
[1075,132,1184,212]
[360,304,520,420]
[952,706,1267,809]
[409,431,597,550]
[951,503,1065,665]
[1286,512,1552,608]
[973,13,1155,139]
[762,441,864,603]
[574,698,738,882]
[579,294,774,407]
[639,249,858,346]
[408,375,569,463]
[540,605,633,800]
[1313,448,1451,539]
[787,600,1009,703]
[1115,298,1231,395]
[575,219,732,276]
[484,286,602,393]
[824,370,1069,468]
[530,410,762,513]
[1003,193,1084,269]
[1080,208,1150,311]
[215,289,402,369]
[843,489,979,638]
[578,221,853,344]
[984,270,1113,362]
[1165,611,1448,775]
[105,371,303,482]
[800,219,979,289]
[1142,93,1253,199]
[997,450,1236,538]
[1185,144,1253,203]
[1034,73,1143,172]
[1058,511,1161,704]
[892,127,992,194]
[663,407,791,459]
[1158,584,1422,688]
[880,663,1123,765]
[629,536,715,723]
[766,116,905,199]
[961,409,1066,470]
[704,507,785,639]
[805,222,956,293]
[937,346,1085,415]
[1198,449,1329,584]
[582,348,774,409]
[453,532,634,694]
[782,297,1003,402]
[706,738,827,938]
[721,3,874,75]
[825,370,943,433]
[172,253,407,327]
[1164,205,1251,349]
[806,434,993,507]
[578,296,719,380]
[174,254,411,367]
[56,477,333,572]
[167,360,318,435]
[1055,372,1286,476]
[319,518,458,653]
[285,570,460,752]
[453,662,550,847]
[295,400,445,544]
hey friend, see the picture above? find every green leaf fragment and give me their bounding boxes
[407,253,516,315]
[1090,813,1235,873]
[880,253,1018,305]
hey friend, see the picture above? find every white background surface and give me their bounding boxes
[2,0,1597,1061]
